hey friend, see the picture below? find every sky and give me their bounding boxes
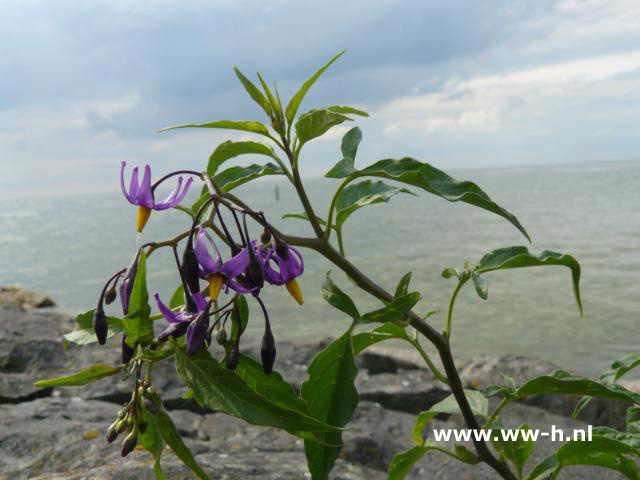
[1,0,639,197]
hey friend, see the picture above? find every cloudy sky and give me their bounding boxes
[1,0,639,197]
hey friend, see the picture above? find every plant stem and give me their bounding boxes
[445,277,467,339]
[486,397,510,427]
[411,339,448,384]
[324,178,350,239]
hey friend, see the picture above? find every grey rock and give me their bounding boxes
[0,286,55,310]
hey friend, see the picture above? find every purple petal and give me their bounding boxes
[120,161,133,203]
[154,293,184,324]
[170,176,193,206]
[194,230,221,275]
[227,276,259,294]
[220,247,250,279]
[139,165,154,208]
[191,291,208,312]
[129,166,139,201]
[156,176,183,208]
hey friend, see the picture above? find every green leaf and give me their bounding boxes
[206,140,278,177]
[491,424,534,478]
[35,364,123,388]
[359,292,421,326]
[321,272,360,320]
[230,295,249,341]
[348,158,530,241]
[628,407,640,435]
[234,354,310,414]
[326,105,369,117]
[302,328,359,480]
[191,192,211,216]
[334,180,414,229]
[413,391,488,446]
[123,249,153,347]
[139,409,165,479]
[233,67,272,118]
[387,445,429,480]
[155,409,210,480]
[175,349,338,432]
[159,120,269,136]
[172,205,195,220]
[475,246,582,315]
[325,127,362,178]
[213,163,283,192]
[295,109,352,148]
[394,272,413,299]
[63,310,123,345]
[471,271,488,300]
[352,323,412,356]
[282,212,329,226]
[285,50,346,125]
[525,435,640,480]
[514,370,640,404]
[593,426,640,449]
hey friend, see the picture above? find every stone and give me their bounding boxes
[0,286,55,310]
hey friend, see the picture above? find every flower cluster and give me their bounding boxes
[94,163,305,386]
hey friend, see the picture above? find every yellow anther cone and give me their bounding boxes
[208,274,223,301]
[136,206,152,233]
[285,279,304,305]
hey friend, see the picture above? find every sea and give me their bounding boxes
[1,160,639,377]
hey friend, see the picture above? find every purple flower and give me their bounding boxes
[155,292,210,354]
[260,244,304,305]
[120,161,193,232]
[194,229,258,298]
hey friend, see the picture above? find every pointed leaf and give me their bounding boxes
[359,292,421,326]
[350,158,530,241]
[326,158,357,179]
[491,424,535,478]
[206,140,278,177]
[35,364,123,388]
[515,370,640,404]
[321,272,360,319]
[233,67,272,118]
[123,249,153,347]
[285,50,346,125]
[282,212,329,226]
[525,435,640,480]
[476,246,582,315]
[394,272,413,299]
[387,446,429,480]
[139,409,165,479]
[230,295,248,341]
[213,163,283,192]
[335,180,414,229]
[159,120,269,136]
[340,126,362,159]
[155,409,210,480]
[327,105,369,117]
[302,328,358,480]
[471,271,488,300]
[295,109,352,148]
[352,323,412,356]
[169,285,185,310]
[175,349,338,432]
[63,310,123,345]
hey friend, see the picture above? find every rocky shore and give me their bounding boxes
[0,289,634,479]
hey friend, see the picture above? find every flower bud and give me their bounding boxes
[216,328,227,345]
[93,304,107,345]
[104,284,117,305]
[261,327,276,375]
[138,419,148,434]
[260,227,272,245]
[122,335,135,364]
[146,386,156,396]
[137,386,146,399]
[121,431,138,457]
[186,304,210,355]
[120,249,141,316]
[106,422,120,443]
[227,336,240,371]
[274,236,290,261]
[143,397,158,415]
[182,241,200,297]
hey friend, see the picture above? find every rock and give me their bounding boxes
[356,370,449,414]
[0,286,55,310]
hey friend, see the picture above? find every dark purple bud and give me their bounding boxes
[274,236,290,260]
[120,249,141,316]
[122,335,135,364]
[242,214,264,290]
[106,422,119,443]
[121,431,138,457]
[216,328,227,345]
[93,304,107,345]
[260,226,272,245]
[143,397,158,415]
[186,304,211,355]
[261,326,276,375]
[105,284,118,305]
[157,321,189,342]
[138,420,148,434]
[182,241,200,296]
[227,336,240,371]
